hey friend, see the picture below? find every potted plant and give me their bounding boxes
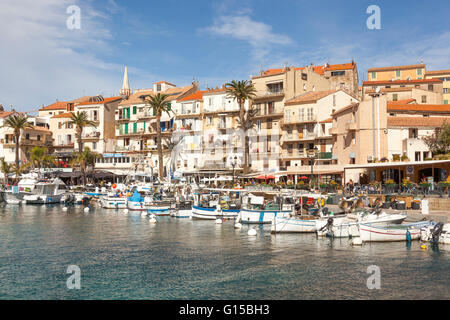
[401,155,409,162]
[384,179,397,193]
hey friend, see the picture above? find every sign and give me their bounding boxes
[406,166,414,175]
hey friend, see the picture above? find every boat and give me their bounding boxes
[271,215,321,233]
[420,222,450,244]
[239,193,295,224]
[316,210,407,238]
[171,200,193,218]
[2,178,37,204]
[191,191,240,220]
[22,178,67,204]
[127,190,149,211]
[359,221,433,242]
[100,194,128,209]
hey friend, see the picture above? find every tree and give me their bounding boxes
[225,80,257,174]
[66,111,97,152]
[71,147,102,185]
[29,146,56,178]
[10,163,32,183]
[139,93,172,181]
[423,121,450,156]
[0,158,11,185]
[2,114,33,167]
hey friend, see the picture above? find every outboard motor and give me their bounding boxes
[319,217,334,235]
[431,222,444,243]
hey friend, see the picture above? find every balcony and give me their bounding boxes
[318,152,333,159]
[54,142,75,149]
[345,120,358,131]
[283,117,317,125]
[82,132,101,140]
[329,127,338,135]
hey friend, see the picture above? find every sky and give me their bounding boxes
[1,0,450,111]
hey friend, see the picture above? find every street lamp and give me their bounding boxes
[308,147,319,190]
[231,156,238,187]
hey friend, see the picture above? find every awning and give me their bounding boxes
[255,175,275,179]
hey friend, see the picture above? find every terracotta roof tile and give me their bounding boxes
[178,91,206,102]
[387,104,450,114]
[119,85,194,106]
[331,102,359,117]
[368,64,425,72]
[425,70,450,76]
[285,90,338,105]
[387,99,416,106]
[51,112,73,119]
[363,79,442,86]
[387,116,450,127]
[76,96,122,106]
[0,111,15,118]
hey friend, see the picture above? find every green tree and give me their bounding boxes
[0,158,12,184]
[71,147,102,185]
[139,93,172,181]
[2,114,33,167]
[29,146,55,178]
[66,111,97,152]
[423,121,450,156]
[225,80,257,174]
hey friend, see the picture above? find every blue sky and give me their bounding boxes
[1,0,450,111]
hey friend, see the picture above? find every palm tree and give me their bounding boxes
[66,111,97,152]
[29,146,56,178]
[225,80,257,174]
[139,93,172,181]
[2,114,33,167]
[0,158,11,185]
[10,162,32,183]
[71,147,102,185]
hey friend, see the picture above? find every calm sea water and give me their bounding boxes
[0,204,448,300]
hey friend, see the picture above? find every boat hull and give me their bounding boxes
[359,223,425,242]
[271,216,318,233]
[171,209,192,218]
[240,208,291,224]
[191,206,239,220]
[101,197,127,209]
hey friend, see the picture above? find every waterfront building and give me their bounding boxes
[368,63,426,81]
[249,65,332,173]
[278,89,359,182]
[425,69,450,104]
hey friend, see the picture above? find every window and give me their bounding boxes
[422,95,427,103]
[392,94,398,101]
[207,116,213,125]
[298,108,304,122]
[331,71,345,76]
[301,73,307,80]
[37,135,41,141]
[267,82,283,93]
[25,133,30,139]
[307,108,314,121]
[93,110,98,121]
[92,142,97,150]
[267,102,275,114]
[443,88,449,94]
[428,84,434,91]
[285,110,290,122]
[444,100,449,105]
[417,68,423,76]
[267,119,272,129]
[208,98,213,106]
[409,128,418,139]
[371,72,376,79]
[257,120,261,131]
[157,84,161,92]
[396,70,401,78]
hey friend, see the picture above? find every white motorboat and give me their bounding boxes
[22,178,67,204]
[420,222,450,244]
[359,221,432,242]
[100,195,128,209]
[239,193,295,224]
[271,215,320,233]
[191,192,240,220]
[171,201,193,218]
[2,178,38,204]
[316,210,407,238]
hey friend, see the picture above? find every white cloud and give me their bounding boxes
[0,0,128,111]
[202,15,293,65]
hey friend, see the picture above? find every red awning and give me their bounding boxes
[255,175,275,179]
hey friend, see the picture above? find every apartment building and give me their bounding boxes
[280,90,359,173]
[425,69,450,104]
[249,65,332,172]
[315,62,359,96]
[368,64,426,81]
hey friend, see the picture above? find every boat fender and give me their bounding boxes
[406,230,412,242]
[421,245,427,250]
[248,228,257,236]
[84,207,90,212]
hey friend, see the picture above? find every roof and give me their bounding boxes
[39,96,91,111]
[387,99,416,106]
[363,79,442,86]
[368,64,426,72]
[320,117,333,124]
[51,112,73,119]
[285,90,338,105]
[365,87,413,94]
[178,91,206,102]
[425,70,450,76]
[0,111,15,119]
[77,96,122,106]
[325,62,356,71]
[203,87,227,95]
[331,102,359,117]
[344,159,450,170]
[387,104,450,114]
[387,116,450,127]
[119,85,194,106]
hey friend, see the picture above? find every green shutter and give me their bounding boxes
[122,108,126,119]
[167,103,171,111]
[127,108,130,119]
[124,123,128,134]
[133,122,137,133]
[133,106,137,114]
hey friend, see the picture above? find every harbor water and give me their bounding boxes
[0,204,449,300]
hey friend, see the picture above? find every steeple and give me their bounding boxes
[120,65,131,97]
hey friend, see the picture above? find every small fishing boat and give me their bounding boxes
[171,201,193,218]
[239,193,294,224]
[100,195,128,209]
[359,221,433,242]
[23,178,67,204]
[191,191,240,220]
[271,215,320,233]
[317,210,407,238]
[146,202,172,216]
[127,190,148,211]
[2,178,37,204]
